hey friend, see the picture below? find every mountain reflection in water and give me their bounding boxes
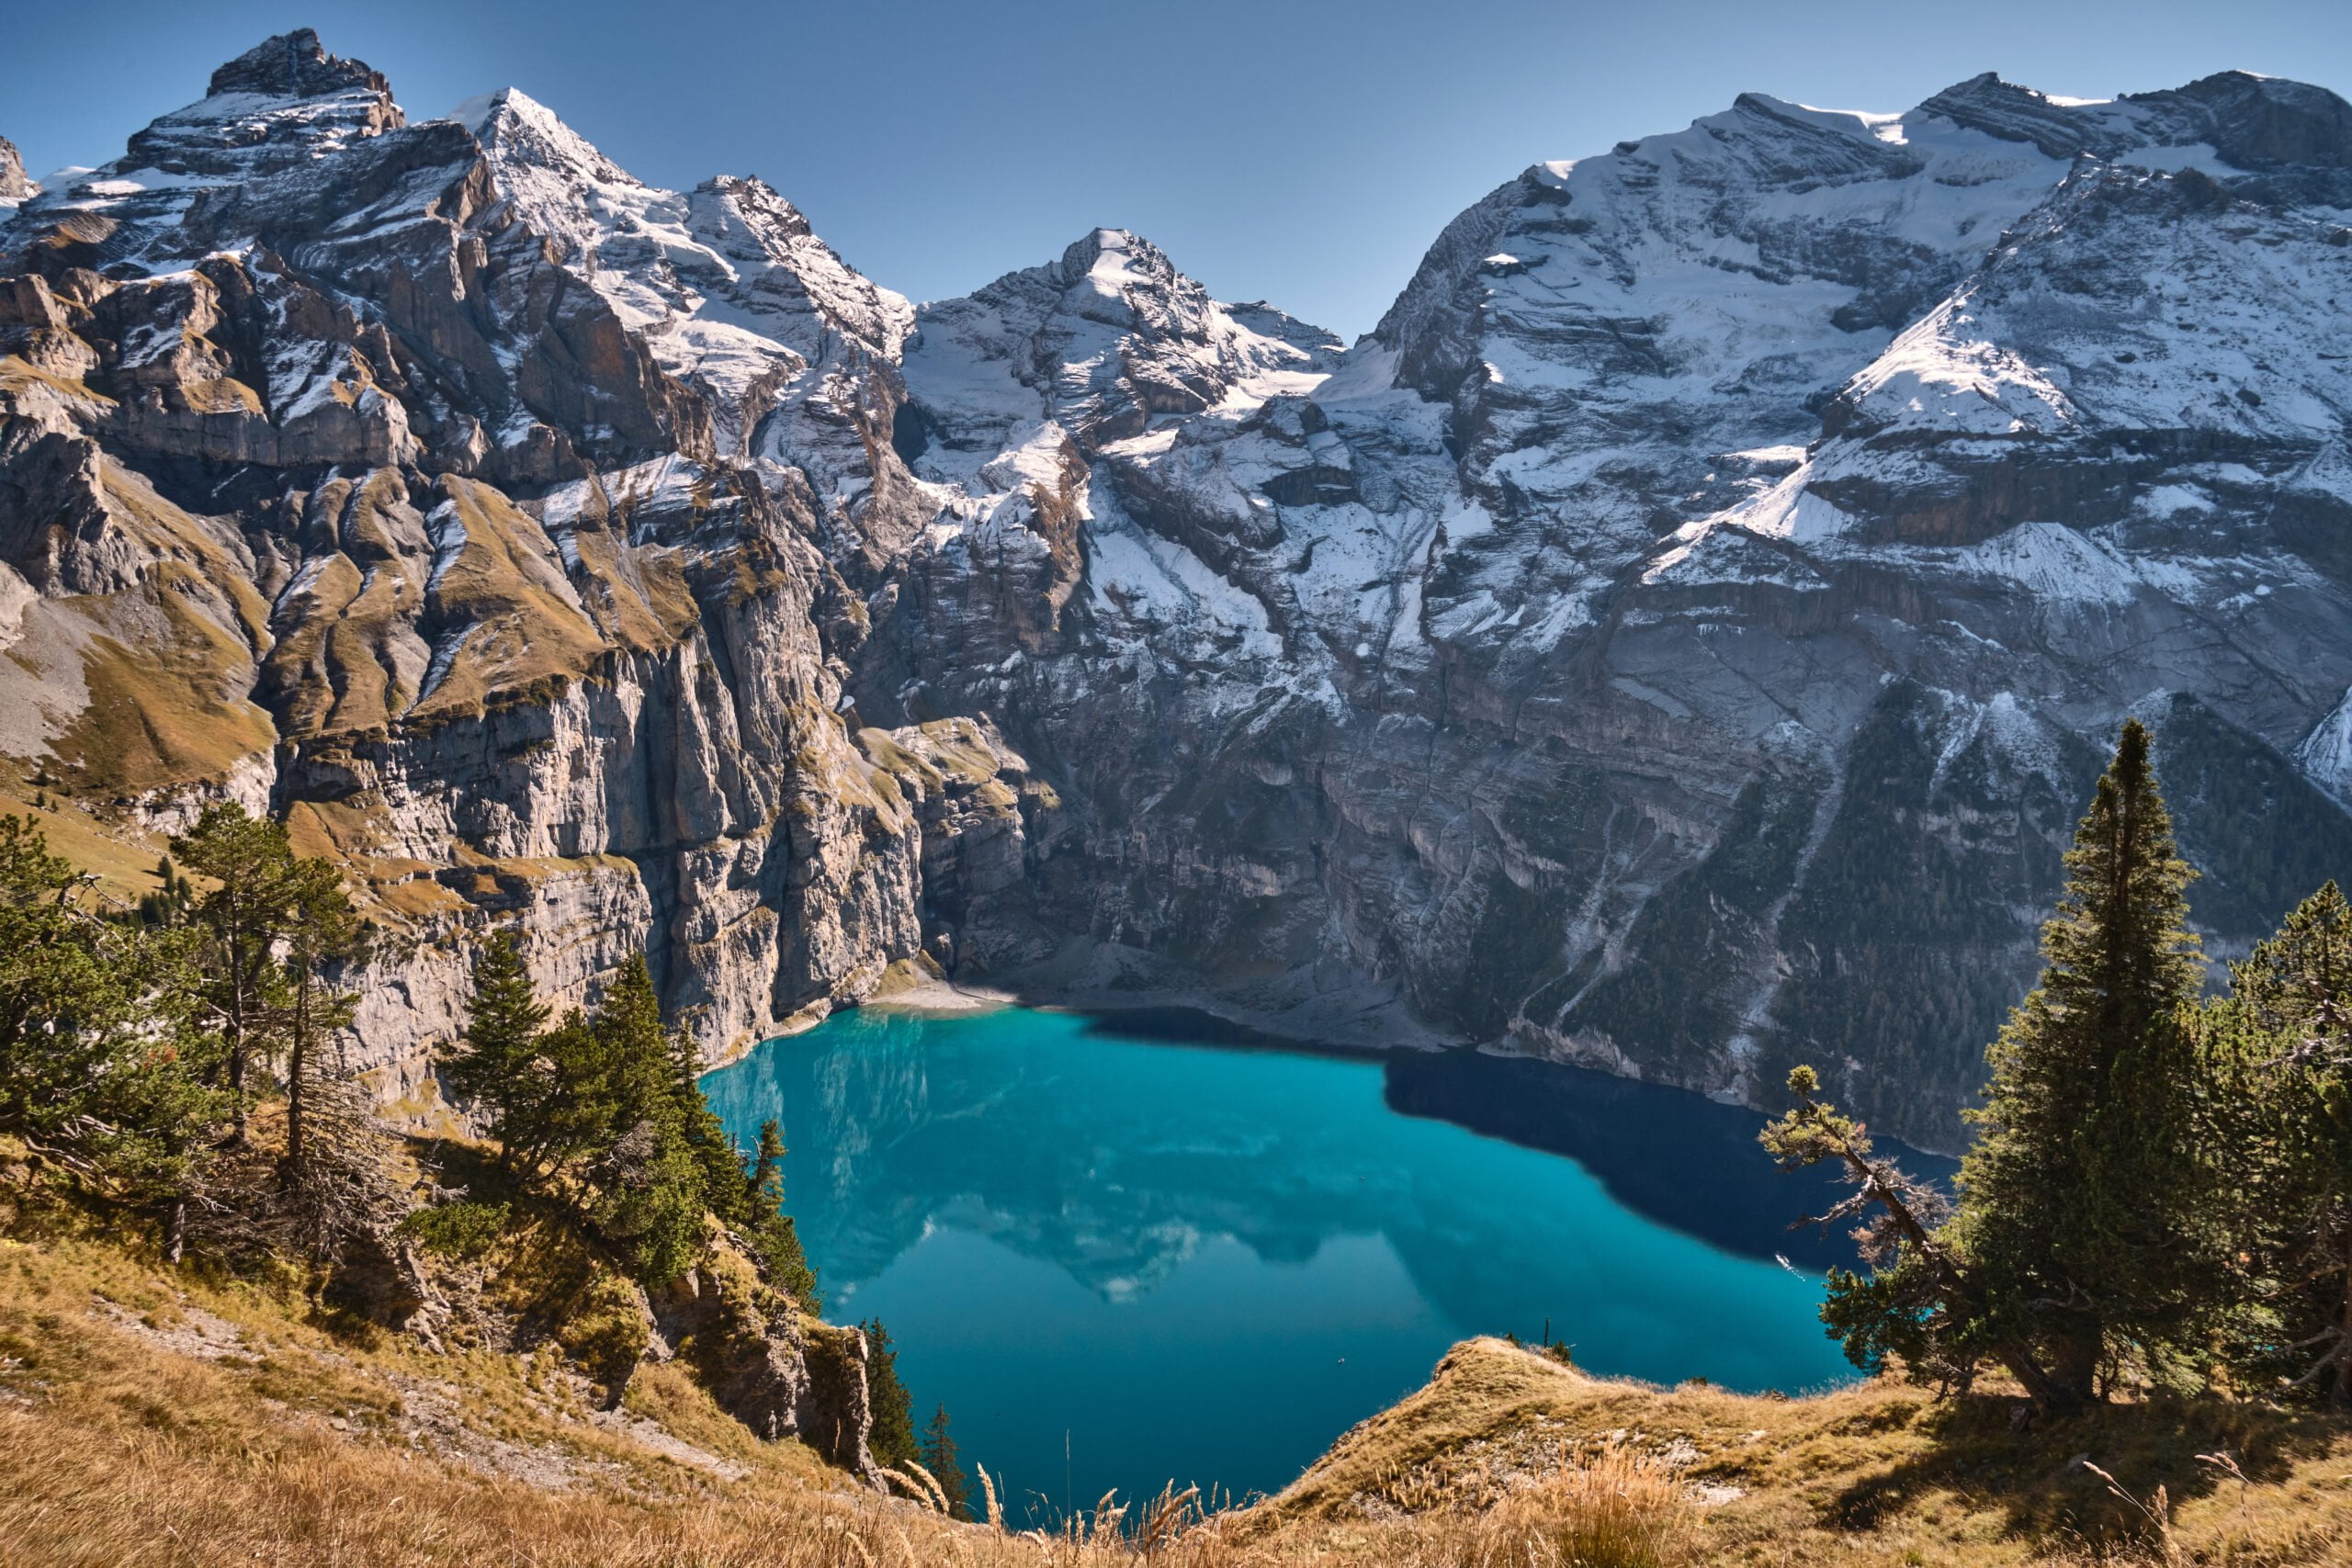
[702,1006,1873,1515]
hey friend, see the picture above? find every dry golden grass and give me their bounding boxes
[1475,1446,1693,1567]
[0,784,169,903]
[4,1224,2351,1568]
[1267,1337,2352,1566]
[55,593,277,796]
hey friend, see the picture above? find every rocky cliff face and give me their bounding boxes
[5,37,2349,1146]
[0,29,1048,1104]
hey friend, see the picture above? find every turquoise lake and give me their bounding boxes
[702,1006,1882,1522]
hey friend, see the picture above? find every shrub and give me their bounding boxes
[395,1200,511,1261]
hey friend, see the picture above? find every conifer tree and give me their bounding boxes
[745,1116,820,1307]
[579,955,707,1283]
[1761,1065,2065,1404]
[501,1007,601,1180]
[2214,882,2352,1401]
[749,1117,785,1198]
[863,1318,919,1469]
[920,1402,969,1518]
[171,804,307,1145]
[0,815,220,1253]
[171,803,373,1235]
[669,1021,750,1229]
[278,855,364,1173]
[441,930,551,1168]
[1946,717,2214,1401]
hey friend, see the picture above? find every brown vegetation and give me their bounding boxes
[5,1215,2350,1568]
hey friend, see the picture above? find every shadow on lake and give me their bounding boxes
[1378,1045,1960,1275]
[1073,1005,1961,1275]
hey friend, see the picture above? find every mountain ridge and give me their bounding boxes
[5,29,2351,1146]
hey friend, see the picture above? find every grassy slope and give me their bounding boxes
[1267,1339,2352,1564]
[6,1215,2351,1568]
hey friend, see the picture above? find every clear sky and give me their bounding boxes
[6,0,2347,337]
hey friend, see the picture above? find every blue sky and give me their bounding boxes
[7,0,2347,336]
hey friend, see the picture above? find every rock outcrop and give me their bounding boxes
[0,137,32,209]
[648,1227,877,1478]
[6,41,2352,1146]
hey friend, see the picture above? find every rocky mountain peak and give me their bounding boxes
[1046,227,1192,321]
[1912,67,2352,175]
[458,86,628,194]
[435,83,912,474]
[0,136,30,207]
[2127,69,2352,169]
[898,227,1340,478]
[697,175,818,244]
[1909,72,2101,158]
[205,28,397,106]
[62,29,408,208]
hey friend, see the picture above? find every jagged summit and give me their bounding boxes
[453,85,629,189]
[1914,66,2352,171]
[440,78,912,472]
[0,135,31,208]
[2131,69,2352,168]
[5,30,411,246]
[205,28,396,104]
[897,225,1340,479]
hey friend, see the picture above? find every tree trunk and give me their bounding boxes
[226,897,250,1148]
[2336,1226,2352,1407]
[1988,1344,2072,1410]
[2046,1322,2104,1405]
[164,1196,186,1265]
[285,984,307,1170]
[228,1043,246,1146]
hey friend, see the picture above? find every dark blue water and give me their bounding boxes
[702,1007,1883,1521]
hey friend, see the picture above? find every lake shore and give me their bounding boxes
[862,976,1021,1017]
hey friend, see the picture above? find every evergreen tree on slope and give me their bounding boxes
[0,815,220,1255]
[1946,717,2218,1400]
[920,1402,970,1518]
[863,1317,918,1469]
[2212,882,2352,1401]
[746,1116,820,1308]
[439,930,550,1170]
[581,954,707,1285]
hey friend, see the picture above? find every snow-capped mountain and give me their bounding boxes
[6,32,2350,1145]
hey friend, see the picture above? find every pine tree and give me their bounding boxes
[278,855,363,1174]
[863,1318,918,1469]
[745,1117,820,1307]
[138,855,189,928]
[1946,718,2214,1402]
[0,815,222,1254]
[749,1117,785,1197]
[579,955,707,1284]
[170,804,306,1146]
[920,1402,969,1518]
[441,931,551,1168]
[669,1022,749,1230]
[2214,882,2352,1401]
[1761,1065,2066,1404]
